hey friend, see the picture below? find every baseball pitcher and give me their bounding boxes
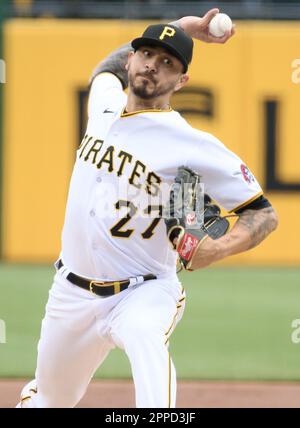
[16,8,278,408]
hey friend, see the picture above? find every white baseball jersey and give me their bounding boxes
[61,72,262,281]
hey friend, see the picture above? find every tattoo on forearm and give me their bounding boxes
[237,207,277,250]
[90,42,133,89]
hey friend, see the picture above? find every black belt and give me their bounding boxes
[57,259,157,297]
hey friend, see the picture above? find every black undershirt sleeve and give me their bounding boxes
[234,195,271,214]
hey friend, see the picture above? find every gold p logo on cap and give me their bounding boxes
[159,26,176,40]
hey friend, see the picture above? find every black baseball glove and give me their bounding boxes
[164,166,230,271]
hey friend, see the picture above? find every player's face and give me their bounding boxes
[127,46,188,100]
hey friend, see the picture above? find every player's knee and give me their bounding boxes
[113,317,162,349]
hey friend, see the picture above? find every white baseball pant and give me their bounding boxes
[17,269,185,408]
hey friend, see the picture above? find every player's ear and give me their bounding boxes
[174,74,189,92]
[126,50,135,70]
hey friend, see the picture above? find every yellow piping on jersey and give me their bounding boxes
[120,106,172,117]
[229,191,264,213]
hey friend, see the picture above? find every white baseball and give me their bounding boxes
[208,13,233,38]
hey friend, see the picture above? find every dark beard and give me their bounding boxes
[129,74,174,100]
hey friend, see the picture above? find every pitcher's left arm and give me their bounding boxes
[190,205,278,270]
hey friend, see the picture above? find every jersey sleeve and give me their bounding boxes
[186,131,263,212]
[88,72,127,119]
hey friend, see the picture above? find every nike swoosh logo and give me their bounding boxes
[103,108,114,114]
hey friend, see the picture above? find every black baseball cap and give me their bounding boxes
[131,24,193,73]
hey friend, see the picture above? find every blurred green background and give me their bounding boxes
[1,264,300,380]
